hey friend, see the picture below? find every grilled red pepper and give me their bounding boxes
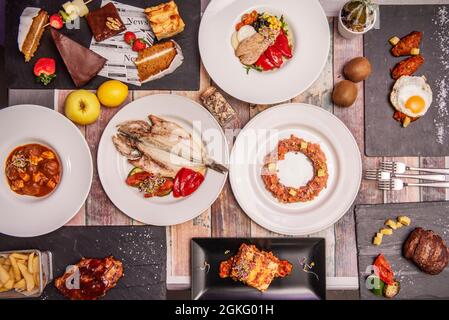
[126,171,173,198]
[274,30,293,59]
[373,254,395,285]
[265,46,284,68]
[173,168,205,198]
[255,53,275,71]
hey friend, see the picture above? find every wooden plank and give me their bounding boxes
[169,62,212,277]
[210,84,252,237]
[420,157,447,201]
[85,94,133,226]
[292,18,336,277]
[56,90,86,226]
[332,21,383,277]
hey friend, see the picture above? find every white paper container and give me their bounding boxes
[338,7,377,40]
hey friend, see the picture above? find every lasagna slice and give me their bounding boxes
[219,243,292,292]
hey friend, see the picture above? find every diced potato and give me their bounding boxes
[373,236,382,246]
[289,189,297,196]
[385,219,398,230]
[403,116,411,128]
[410,48,420,55]
[389,36,400,45]
[41,151,55,160]
[380,228,393,235]
[398,216,411,226]
[268,163,277,172]
[300,141,308,149]
[317,169,326,177]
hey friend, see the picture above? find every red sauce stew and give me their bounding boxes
[5,144,61,197]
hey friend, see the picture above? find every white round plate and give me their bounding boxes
[229,103,362,235]
[97,94,229,226]
[199,0,330,104]
[0,105,93,237]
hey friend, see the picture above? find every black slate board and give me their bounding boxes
[364,5,449,156]
[5,0,200,90]
[192,238,326,300]
[355,201,449,300]
[0,225,167,300]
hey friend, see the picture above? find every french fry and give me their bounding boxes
[0,257,5,264]
[0,264,10,284]
[8,256,21,281]
[28,253,35,274]
[17,263,35,292]
[3,279,14,290]
[14,279,26,291]
[10,253,29,260]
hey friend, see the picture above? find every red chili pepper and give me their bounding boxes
[373,254,395,285]
[274,30,293,59]
[173,168,205,198]
[255,53,275,71]
[265,46,284,68]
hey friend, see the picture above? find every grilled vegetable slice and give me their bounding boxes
[383,281,400,298]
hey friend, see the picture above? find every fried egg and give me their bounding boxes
[390,76,433,118]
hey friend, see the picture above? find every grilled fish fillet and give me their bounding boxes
[115,115,227,173]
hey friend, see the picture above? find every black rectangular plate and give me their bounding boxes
[364,5,449,156]
[191,238,326,300]
[355,201,449,300]
[0,225,167,300]
[6,0,200,90]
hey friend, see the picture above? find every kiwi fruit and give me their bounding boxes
[332,80,358,107]
[343,57,372,83]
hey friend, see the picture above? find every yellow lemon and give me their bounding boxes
[97,80,129,108]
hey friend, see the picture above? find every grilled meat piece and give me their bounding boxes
[55,256,124,300]
[219,243,292,292]
[403,228,449,275]
[391,31,423,57]
[236,33,270,66]
[391,55,424,79]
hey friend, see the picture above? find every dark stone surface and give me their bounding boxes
[0,225,167,300]
[364,5,449,156]
[5,0,200,90]
[355,201,449,300]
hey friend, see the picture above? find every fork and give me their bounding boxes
[364,169,446,182]
[378,179,449,191]
[380,161,449,175]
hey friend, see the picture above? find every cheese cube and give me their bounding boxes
[398,216,411,226]
[380,228,393,235]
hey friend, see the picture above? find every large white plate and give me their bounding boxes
[199,0,330,104]
[0,105,93,237]
[97,94,229,226]
[229,103,362,235]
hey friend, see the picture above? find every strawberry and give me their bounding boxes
[132,39,147,52]
[34,58,57,86]
[50,14,64,30]
[124,31,137,45]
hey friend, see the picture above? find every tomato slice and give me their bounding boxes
[126,172,151,187]
[373,254,395,285]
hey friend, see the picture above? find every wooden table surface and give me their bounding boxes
[7,0,449,291]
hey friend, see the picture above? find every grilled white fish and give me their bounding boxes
[115,115,227,174]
